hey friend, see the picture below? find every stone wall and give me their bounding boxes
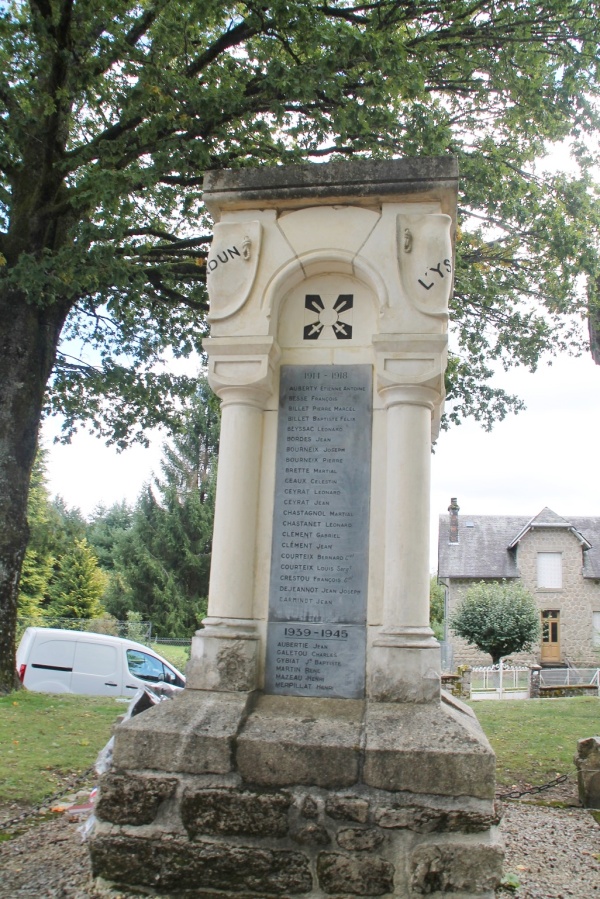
[92,775,501,897]
[89,690,503,898]
[517,528,600,665]
[446,528,600,667]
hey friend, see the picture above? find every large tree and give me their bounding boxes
[1,1,600,690]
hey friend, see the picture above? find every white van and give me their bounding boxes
[16,628,186,697]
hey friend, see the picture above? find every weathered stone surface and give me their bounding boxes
[363,700,496,799]
[181,788,291,838]
[148,893,295,899]
[374,804,499,833]
[410,839,504,895]
[317,852,394,896]
[186,629,260,692]
[236,695,363,788]
[90,834,312,894]
[95,773,177,826]
[336,828,385,852]
[203,158,459,220]
[293,823,331,846]
[325,795,369,823]
[112,689,252,775]
[299,796,319,819]
[368,640,441,704]
[575,735,600,808]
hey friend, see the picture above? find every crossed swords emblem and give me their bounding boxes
[303,294,353,340]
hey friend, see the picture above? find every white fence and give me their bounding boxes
[470,660,530,700]
[540,668,600,691]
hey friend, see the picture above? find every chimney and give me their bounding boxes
[448,497,460,544]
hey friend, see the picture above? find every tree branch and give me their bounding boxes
[185,17,259,78]
[124,1,167,47]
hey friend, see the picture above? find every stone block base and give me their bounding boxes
[575,735,600,808]
[89,691,503,898]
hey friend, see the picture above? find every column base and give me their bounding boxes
[368,626,441,703]
[186,617,260,692]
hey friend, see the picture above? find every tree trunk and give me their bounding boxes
[0,289,68,692]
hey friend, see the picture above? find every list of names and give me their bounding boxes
[265,365,372,699]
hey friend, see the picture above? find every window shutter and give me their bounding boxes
[537,552,562,589]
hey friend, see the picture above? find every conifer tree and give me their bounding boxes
[104,380,219,636]
[17,449,96,622]
[17,450,56,618]
[87,502,133,571]
[46,537,107,620]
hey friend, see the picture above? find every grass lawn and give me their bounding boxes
[150,642,191,670]
[0,691,120,806]
[470,696,600,786]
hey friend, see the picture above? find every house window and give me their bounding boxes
[537,552,562,589]
[593,612,600,649]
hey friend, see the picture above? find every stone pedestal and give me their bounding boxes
[90,159,503,897]
[575,736,600,808]
[91,691,502,898]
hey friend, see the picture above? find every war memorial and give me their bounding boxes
[89,158,504,897]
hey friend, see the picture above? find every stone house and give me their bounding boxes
[438,500,600,666]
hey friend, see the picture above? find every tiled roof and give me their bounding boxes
[438,515,525,579]
[507,507,592,551]
[570,517,600,578]
[438,509,600,580]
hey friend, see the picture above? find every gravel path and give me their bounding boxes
[499,799,600,898]
[1,781,599,898]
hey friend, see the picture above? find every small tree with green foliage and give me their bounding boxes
[18,450,56,618]
[449,581,540,665]
[18,449,90,620]
[125,610,150,644]
[46,538,107,620]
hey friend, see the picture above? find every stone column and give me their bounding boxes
[187,337,280,692]
[528,664,542,699]
[368,336,445,703]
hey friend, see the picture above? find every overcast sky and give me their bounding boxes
[41,349,600,572]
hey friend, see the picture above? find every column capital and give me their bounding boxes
[203,336,281,406]
[377,383,439,412]
[373,333,446,437]
[373,333,447,392]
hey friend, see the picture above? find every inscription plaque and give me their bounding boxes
[265,365,372,698]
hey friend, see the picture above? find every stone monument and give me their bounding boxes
[90,159,503,898]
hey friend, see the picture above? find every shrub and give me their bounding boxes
[449,580,540,664]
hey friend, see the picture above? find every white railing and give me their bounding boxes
[470,660,530,701]
[539,667,600,690]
